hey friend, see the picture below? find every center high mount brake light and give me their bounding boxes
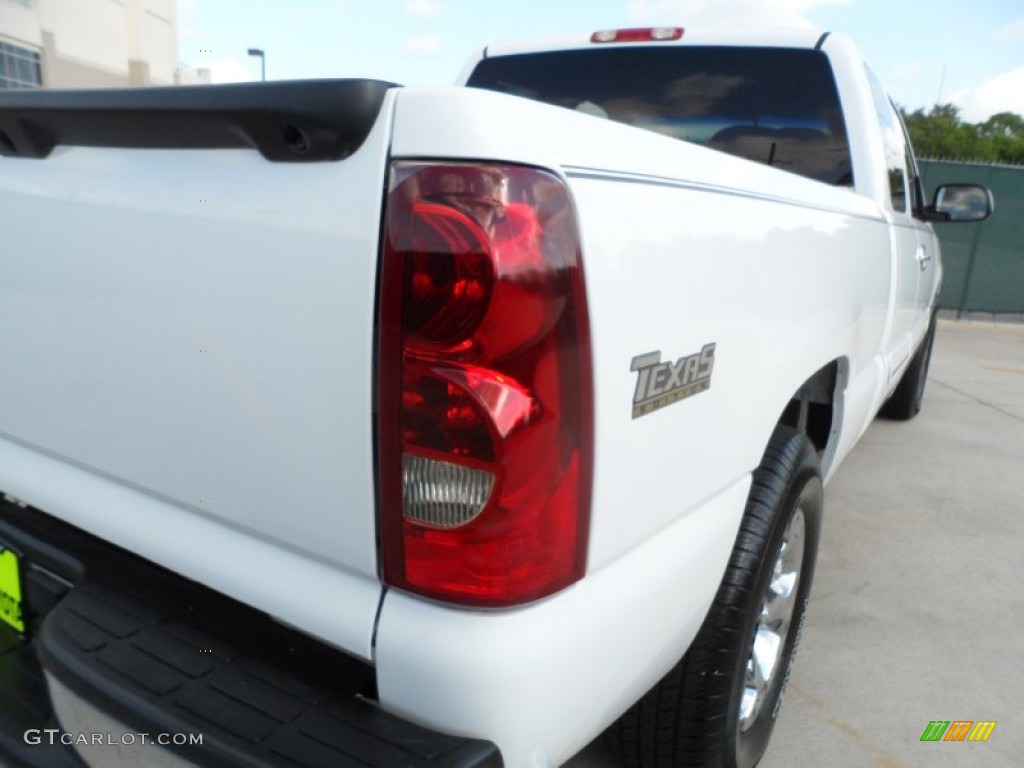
[590,27,684,44]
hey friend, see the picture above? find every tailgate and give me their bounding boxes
[0,80,397,659]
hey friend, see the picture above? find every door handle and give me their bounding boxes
[916,246,932,271]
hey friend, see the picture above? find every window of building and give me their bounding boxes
[0,40,43,89]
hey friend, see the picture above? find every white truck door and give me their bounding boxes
[899,116,942,326]
[867,70,921,380]
[889,214,922,378]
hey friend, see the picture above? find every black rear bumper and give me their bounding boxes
[0,497,501,768]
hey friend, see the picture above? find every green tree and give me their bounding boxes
[978,112,1024,164]
[901,104,1024,164]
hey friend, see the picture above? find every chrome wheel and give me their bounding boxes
[738,505,806,732]
[605,427,822,768]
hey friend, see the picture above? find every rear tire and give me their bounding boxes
[879,311,937,421]
[605,426,822,768]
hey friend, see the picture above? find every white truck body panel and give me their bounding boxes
[377,477,752,768]
[376,87,898,764]
[389,86,891,574]
[821,34,941,376]
[0,90,400,660]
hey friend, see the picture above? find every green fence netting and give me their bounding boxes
[919,159,1024,314]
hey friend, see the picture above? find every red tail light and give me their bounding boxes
[378,162,593,606]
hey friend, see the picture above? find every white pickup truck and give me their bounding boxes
[0,25,992,768]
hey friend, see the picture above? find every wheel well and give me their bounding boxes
[778,361,839,455]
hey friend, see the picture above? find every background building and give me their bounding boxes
[1,0,206,88]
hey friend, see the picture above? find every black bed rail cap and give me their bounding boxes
[0,78,398,162]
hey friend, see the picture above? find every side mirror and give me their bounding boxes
[925,184,994,223]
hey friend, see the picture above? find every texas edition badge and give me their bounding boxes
[631,343,716,418]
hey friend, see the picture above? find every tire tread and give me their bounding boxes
[604,427,821,768]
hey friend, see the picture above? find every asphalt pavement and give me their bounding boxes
[568,318,1024,768]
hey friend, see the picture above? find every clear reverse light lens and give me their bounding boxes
[403,453,495,528]
[651,27,684,40]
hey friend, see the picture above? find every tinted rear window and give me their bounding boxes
[467,47,852,186]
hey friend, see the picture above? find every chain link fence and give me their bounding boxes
[919,159,1024,315]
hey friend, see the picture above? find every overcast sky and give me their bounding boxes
[178,0,1024,122]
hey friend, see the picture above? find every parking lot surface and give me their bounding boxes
[569,318,1024,768]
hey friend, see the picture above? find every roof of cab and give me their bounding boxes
[482,26,828,59]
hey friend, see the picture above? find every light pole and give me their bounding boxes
[247,48,265,82]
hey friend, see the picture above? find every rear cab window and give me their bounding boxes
[467,46,853,186]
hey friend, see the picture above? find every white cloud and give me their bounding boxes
[178,0,203,43]
[295,1,349,23]
[950,66,1024,122]
[626,0,851,28]
[404,35,443,55]
[890,61,924,80]
[179,0,200,22]
[997,18,1024,42]
[406,0,445,17]
[208,56,256,84]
